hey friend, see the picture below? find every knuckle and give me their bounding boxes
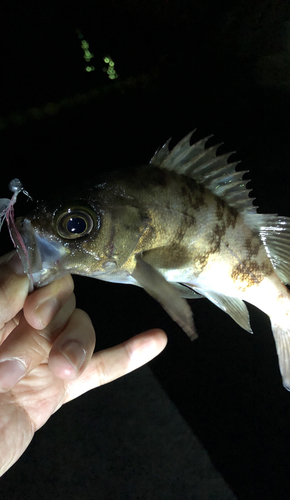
[23,330,50,367]
[95,353,108,386]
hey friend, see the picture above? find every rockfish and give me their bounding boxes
[2,131,290,389]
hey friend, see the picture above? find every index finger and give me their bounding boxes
[64,329,168,402]
[0,252,29,328]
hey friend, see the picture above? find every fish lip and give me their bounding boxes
[15,218,69,288]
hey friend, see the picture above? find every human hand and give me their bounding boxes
[0,251,167,476]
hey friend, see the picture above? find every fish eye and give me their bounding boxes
[56,209,94,239]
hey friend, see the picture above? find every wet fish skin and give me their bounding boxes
[12,132,290,390]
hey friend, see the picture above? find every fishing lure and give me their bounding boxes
[0,178,33,285]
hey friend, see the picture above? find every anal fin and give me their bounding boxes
[190,287,252,333]
[171,283,204,299]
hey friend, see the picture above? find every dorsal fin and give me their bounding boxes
[150,131,257,215]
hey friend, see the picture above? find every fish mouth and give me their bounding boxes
[14,218,69,289]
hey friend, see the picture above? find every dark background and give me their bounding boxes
[1,1,290,498]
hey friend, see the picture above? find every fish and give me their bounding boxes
[2,131,290,389]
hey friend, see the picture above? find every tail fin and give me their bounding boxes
[271,318,290,390]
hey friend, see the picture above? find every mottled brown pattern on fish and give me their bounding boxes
[180,180,206,211]
[207,224,224,254]
[192,251,213,274]
[209,200,231,250]
[139,205,195,269]
[215,197,225,219]
[163,214,196,268]
[190,196,239,276]
[217,200,238,228]
[226,206,238,229]
[142,201,194,269]
[231,259,273,289]
[176,212,194,243]
[245,237,260,258]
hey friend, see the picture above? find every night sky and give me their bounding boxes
[1,1,290,498]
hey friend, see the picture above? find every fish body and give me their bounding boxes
[7,132,290,389]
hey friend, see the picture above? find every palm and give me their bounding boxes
[1,364,67,435]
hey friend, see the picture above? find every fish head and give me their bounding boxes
[14,184,130,288]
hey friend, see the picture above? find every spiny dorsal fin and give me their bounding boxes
[150,131,257,215]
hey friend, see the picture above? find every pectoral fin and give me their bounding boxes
[132,255,197,340]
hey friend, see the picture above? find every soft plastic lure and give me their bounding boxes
[0,178,33,281]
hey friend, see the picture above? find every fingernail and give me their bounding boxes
[60,341,86,373]
[35,297,60,328]
[0,359,26,392]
